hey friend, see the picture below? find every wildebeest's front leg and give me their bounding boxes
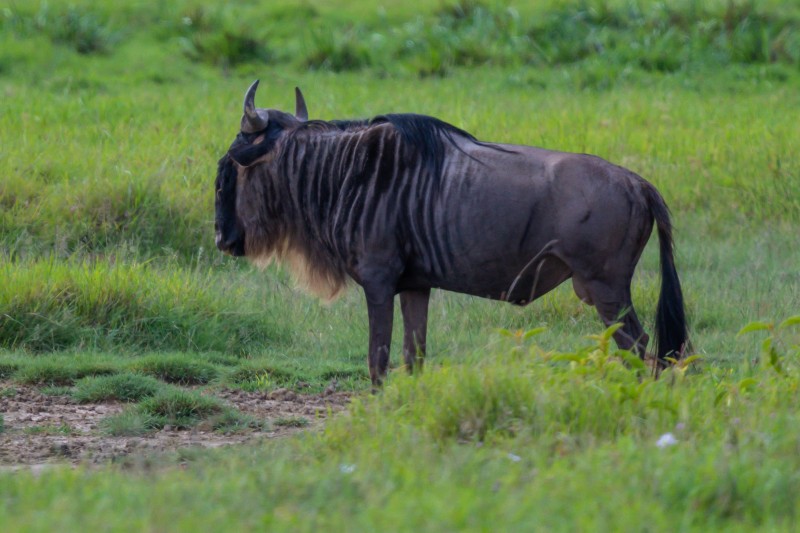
[363,288,395,388]
[400,289,430,373]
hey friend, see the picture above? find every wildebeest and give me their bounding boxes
[215,81,688,386]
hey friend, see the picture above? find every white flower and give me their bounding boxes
[339,464,356,474]
[656,433,678,448]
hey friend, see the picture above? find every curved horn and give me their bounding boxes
[294,87,308,122]
[242,79,268,132]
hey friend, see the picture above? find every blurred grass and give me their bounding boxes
[2,0,798,74]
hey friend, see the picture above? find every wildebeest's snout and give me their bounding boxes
[214,221,245,256]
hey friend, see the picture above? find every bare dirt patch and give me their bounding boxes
[0,382,351,468]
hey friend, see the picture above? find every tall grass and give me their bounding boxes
[1,73,798,265]
[0,259,282,352]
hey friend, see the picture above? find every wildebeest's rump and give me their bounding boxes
[214,80,689,385]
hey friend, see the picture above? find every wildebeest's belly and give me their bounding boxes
[398,248,572,305]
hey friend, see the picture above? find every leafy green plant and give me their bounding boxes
[737,315,800,374]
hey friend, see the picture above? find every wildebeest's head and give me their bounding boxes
[214,80,308,256]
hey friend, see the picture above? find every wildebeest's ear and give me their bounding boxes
[228,139,270,168]
[241,80,269,133]
[295,87,308,122]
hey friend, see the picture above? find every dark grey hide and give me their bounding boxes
[215,81,688,386]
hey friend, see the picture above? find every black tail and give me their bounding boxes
[646,185,689,363]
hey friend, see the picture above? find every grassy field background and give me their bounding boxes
[1,0,799,530]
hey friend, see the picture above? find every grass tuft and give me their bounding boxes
[40,385,74,397]
[101,410,162,437]
[135,389,226,429]
[226,361,301,390]
[203,410,268,434]
[14,358,117,386]
[129,354,219,385]
[73,373,163,403]
[0,361,20,379]
[273,416,309,428]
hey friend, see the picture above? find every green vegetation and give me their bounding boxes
[0,0,798,530]
[134,389,225,428]
[100,388,260,435]
[129,354,220,385]
[72,373,163,403]
[99,410,163,437]
[12,355,117,385]
[0,260,283,353]
[23,423,74,436]
[1,328,799,530]
[273,416,310,428]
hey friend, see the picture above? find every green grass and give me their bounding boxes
[101,388,262,434]
[0,260,284,353]
[99,410,162,437]
[72,373,163,403]
[128,354,220,385]
[39,385,74,396]
[12,356,117,386]
[23,423,74,436]
[273,416,310,428]
[2,329,800,530]
[127,389,225,430]
[0,360,19,379]
[0,0,798,529]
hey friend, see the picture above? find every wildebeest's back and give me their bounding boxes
[401,139,655,301]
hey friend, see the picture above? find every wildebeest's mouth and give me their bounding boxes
[215,227,246,257]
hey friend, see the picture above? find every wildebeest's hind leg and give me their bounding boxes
[577,277,649,359]
[363,289,395,388]
[400,289,430,374]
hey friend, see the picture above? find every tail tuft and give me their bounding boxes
[646,186,689,362]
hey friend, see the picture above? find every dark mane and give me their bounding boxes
[292,113,512,178]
